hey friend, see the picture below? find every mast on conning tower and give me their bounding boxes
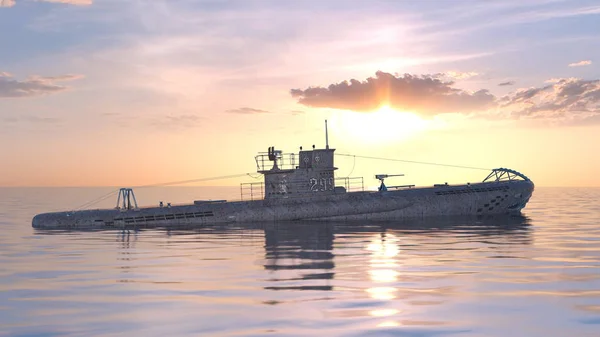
[325,119,329,149]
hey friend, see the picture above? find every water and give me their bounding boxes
[1,187,599,336]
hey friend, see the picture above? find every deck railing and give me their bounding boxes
[335,177,364,192]
[239,177,364,201]
[255,152,297,171]
[240,182,264,201]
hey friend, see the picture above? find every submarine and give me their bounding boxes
[32,123,534,229]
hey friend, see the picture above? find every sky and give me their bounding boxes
[0,0,599,188]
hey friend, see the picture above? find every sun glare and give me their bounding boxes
[331,105,429,144]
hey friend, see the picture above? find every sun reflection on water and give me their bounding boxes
[365,232,401,322]
[366,233,401,282]
[366,286,398,300]
[370,308,400,317]
[377,320,401,328]
[368,269,399,283]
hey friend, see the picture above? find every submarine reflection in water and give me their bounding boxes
[38,215,532,296]
[256,215,532,293]
[263,222,336,292]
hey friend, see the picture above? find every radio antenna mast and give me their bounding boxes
[325,119,329,149]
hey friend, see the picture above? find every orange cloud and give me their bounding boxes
[291,72,600,125]
[290,71,495,115]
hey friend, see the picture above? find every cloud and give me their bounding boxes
[30,74,84,81]
[2,115,62,124]
[425,4,600,39]
[99,111,205,130]
[24,115,62,124]
[291,71,600,125]
[567,114,600,126]
[225,108,303,116]
[568,60,592,67]
[290,71,495,115]
[162,114,202,125]
[225,107,271,114]
[0,72,82,98]
[498,81,515,86]
[145,114,205,130]
[0,0,91,6]
[500,78,600,121]
[444,71,479,80]
[38,0,92,5]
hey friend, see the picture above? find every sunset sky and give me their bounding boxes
[1,0,599,188]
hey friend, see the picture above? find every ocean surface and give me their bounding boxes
[1,187,599,337]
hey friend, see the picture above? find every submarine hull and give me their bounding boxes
[32,180,534,229]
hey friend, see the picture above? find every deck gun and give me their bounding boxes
[375,174,405,191]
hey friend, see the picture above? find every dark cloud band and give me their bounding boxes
[0,72,82,98]
[498,81,515,86]
[225,107,271,114]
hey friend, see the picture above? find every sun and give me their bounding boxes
[331,105,429,144]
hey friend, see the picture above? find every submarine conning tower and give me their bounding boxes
[255,145,339,199]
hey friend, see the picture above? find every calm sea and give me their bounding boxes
[1,187,599,337]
